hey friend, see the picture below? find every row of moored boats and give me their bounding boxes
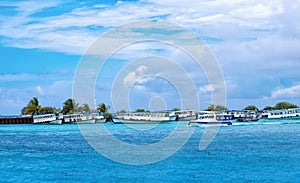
[30,108,300,125]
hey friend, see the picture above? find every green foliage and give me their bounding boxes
[39,107,55,114]
[244,105,258,111]
[215,105,228,111]
[135,108,145,112]
[62,98,77,114]
[205,104,215,111]
[22,97,40,115]
[118,109,127,114]
[104,112,112,118]
[22,97,59,115]
[79,103,91,113]
[263,106,273,110]
[273,102,299,110]
[204,104,228,111]
[173,108,180,111]
[97,103,110,113]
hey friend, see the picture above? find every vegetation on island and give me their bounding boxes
[205,104,228,111]
[21,97,40,115]
[22,97,59,115]
[262,102,299,110]
[135,108,145,112]
[21,97,112,116]
[173,108,180,111]
[21,97,300,116]
[61,99,92,114]
[97,103,111,117]
[204,101,299,112]
[263,106,273,110]
[272,102,299,110]
[61,98,77,114]
[244,105,259,111]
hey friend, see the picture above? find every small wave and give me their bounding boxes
[232,120,300,126]
[232,122,260,126]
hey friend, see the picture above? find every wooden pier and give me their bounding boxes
[0,116,33,124]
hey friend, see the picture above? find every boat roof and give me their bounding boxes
[263,108,300,112]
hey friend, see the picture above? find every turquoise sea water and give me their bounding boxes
[0,120,299,182]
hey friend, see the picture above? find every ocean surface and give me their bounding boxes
[0,120,299,182]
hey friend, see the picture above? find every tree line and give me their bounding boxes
[21,97,111,116]
[205,101,299,111]
[21,97,299,115]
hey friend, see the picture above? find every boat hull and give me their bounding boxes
[189,121,232,125]
[95,118,107,123]
[49,119,63,125]
[236,118,260,122]
[177,115,197,121]
[112,118,174,124]
[75,119,96,124]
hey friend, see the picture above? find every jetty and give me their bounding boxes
[0,115,33,124]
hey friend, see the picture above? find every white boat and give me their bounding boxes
[63,113,96,124]
[49,113,63,125]
[33,114,56,124]
[261,108,300,119]
[225,110,247,119]
[113,111,177,124]
[169,110,196,121]
[33,113,64,125]
[188,111,232,126]
[234,111,261,122]
[89,112,105,123]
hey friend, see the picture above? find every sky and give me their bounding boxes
[0,0,300,114]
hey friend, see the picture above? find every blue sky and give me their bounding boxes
[0,0,300,114]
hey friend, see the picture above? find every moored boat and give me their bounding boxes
[33,114,56,124]
[188,111,232,126]
[49,113,63,125]
[169,110,197,121]
[236,117,260,122]
[235,111,261,122]
[261,108,300,119]
[112,111,176,124]
[63,113,96,124]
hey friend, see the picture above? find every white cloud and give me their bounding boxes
[123,65,148,86]
[36,80,72,97]
[1,0,296,55]
[136,65,147,74]
[36,85,44,96]
[0,73,37,82]
[199,84,215,94]
[267,84,300,99]
[0,80,73,114]
[230,4,274,19]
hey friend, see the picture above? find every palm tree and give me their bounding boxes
[23,97,40,115]
[39,107,55,114]
[97,103,110,113]
[81,103,91,113]
[62,98,77,114]
[205,104,215,111]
